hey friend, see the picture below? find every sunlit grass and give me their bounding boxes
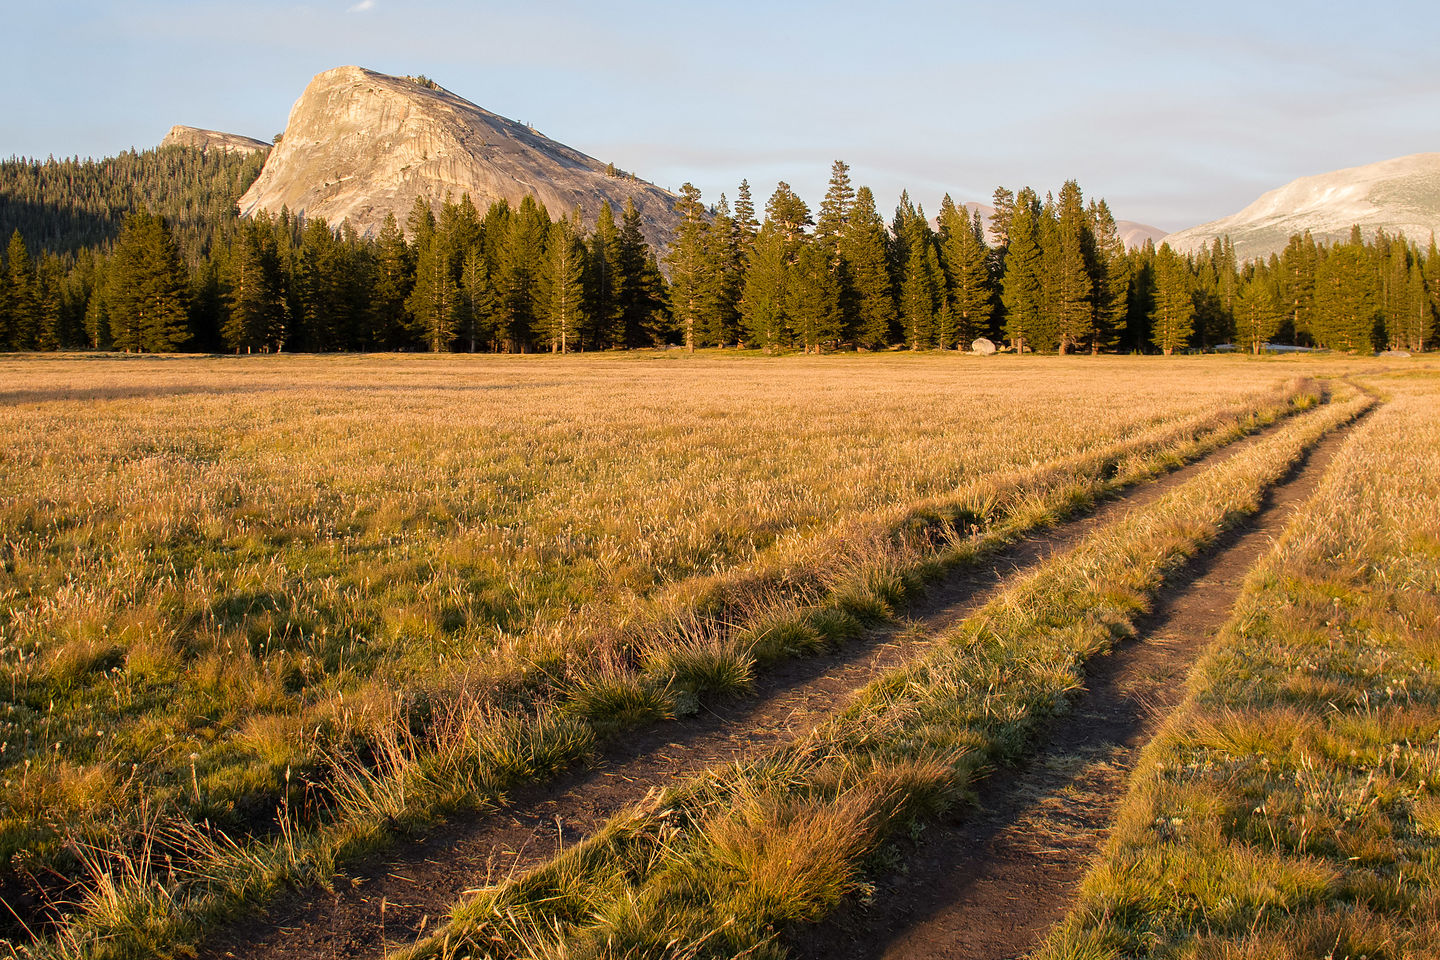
[393,375,1373,960]
[0,351,1385,957]
[1036,373,1440,960]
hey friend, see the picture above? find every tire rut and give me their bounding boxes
[201,415,1315,960]
[788,410,1368,960]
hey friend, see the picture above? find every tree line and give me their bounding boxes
[0,153,1435,354]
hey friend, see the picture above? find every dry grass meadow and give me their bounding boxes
[0,350,1429,958]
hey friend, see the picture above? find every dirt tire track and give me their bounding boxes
[788,410,1367,960]
[201,414,1320,960]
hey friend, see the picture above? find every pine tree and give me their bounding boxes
[406,228,460,351]
[1149,243,1194,355]
[539,210,588,353]
[1313,235,1377,352]
[988,187,1016,249]
[439,193,484,258]
[0,248,10,349]
[740,183,811,351]
[616,199,667,347]
[936,196,991,349]
[1234,271,1281,353]
[82,256,111,349]
[371,212,414,348]
[35,254,65,351]
[106,209,192,352]
[787,238,843,352]
[734,179,760,253]
[406,196,436,246]
[1088,199,1129,352]
[741,225,789,350]
[4,231,39,350]
[1279,232,1317,344]
[494,195,549,351]
[664,183,709,352]
[899,206,941,349]
[699,195,743,346]
[458,246,494,352]
[841,186,897,349]
[1425,236,1440,349]
[1374,230,1415,351]
[1126,242,1157,350]
[1000,188,1044,352]
[583,202,622,349]
[222,217,285,352]
[814,160,855,257]
[1215,236,1238,337]
[1051,181,1094,353]
[1399,258,1433,352]
[296,218,345,350]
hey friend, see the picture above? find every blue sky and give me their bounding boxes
[5,0,1437,231]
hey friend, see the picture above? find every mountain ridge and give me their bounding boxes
[159,125,270,155]
[1163,153,1440,260]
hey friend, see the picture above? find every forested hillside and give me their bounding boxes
[0,156,1435,355]
[0,145,265,260]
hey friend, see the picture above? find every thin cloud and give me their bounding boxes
[347,0,376,12]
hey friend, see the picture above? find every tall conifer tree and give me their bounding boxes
[899,207,941,349]
[406,228,460,351]
[664,183,709,352]
[584,203,622,349]
[494,195,549,351]
[458,246,493,352]
[787,239,843,352]
[1234,271,1282,353]
[371,212,414,348]
[1053,180,1094,353]
[107,209,191,352]
[616,198,666,347]
[1313,234,1377,352]
[222,216,286,352]
[700,195,743,346]
[1088,199,1130,352]
[1001,188,1044,352]
[841,186,897,348]
[539,210,588,353]
[1150,243,1195,355]
[4,231,39,350]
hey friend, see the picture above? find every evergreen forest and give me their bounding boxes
[0,152,1434,355]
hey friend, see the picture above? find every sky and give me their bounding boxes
[4,0,1438,232]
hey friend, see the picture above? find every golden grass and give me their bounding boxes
[1036,372,1440,960]
[0,350,1411,957]
[392,372,1374,960]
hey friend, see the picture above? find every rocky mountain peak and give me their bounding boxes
[239,66,681,248]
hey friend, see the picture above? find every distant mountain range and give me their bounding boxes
[1163,153,1440,261]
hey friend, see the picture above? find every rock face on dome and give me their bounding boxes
[1163,153,1440,261]
[160,124,270,155]
[238,66,681,248]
